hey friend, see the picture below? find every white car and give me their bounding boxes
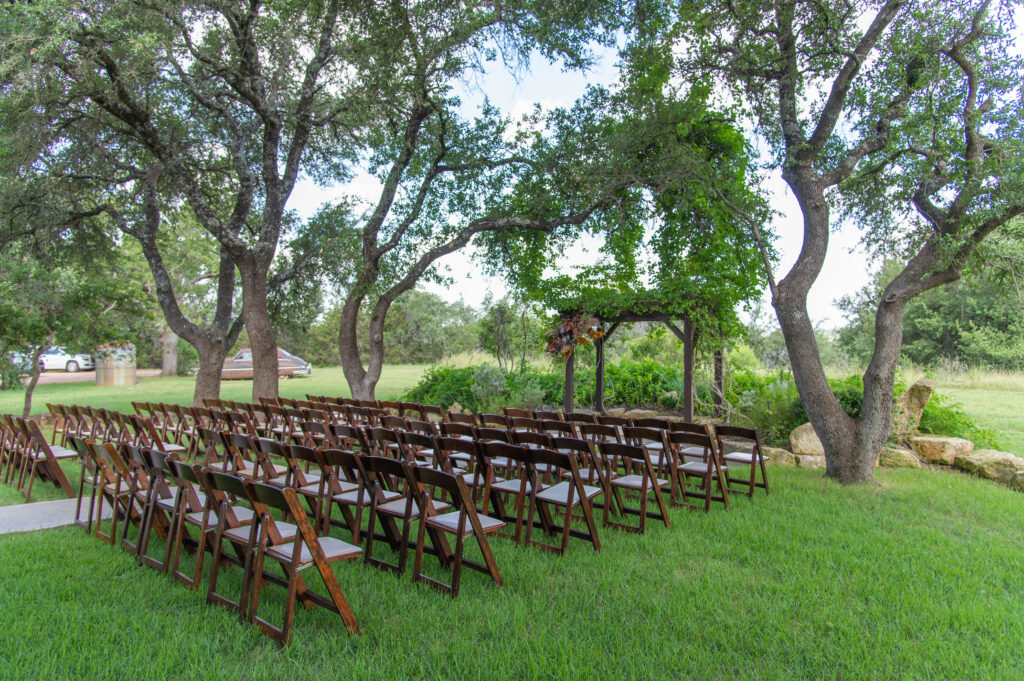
[39,347,94,372]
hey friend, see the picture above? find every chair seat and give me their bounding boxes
[156,491,207,512]
[333,488,402,505]
[535,481,602,505]
[225,519,295,545]
[680,461,729,477]
[426,511,505,536]
[376,496,451,517]
[50,446,80,459]
[679,445,707,456]
[448,451,473,462]
[266,536,362,567]
[187,505,254,527]
[612,474,670,490]
[723,451,759,464]
[491,479,532,495]
[159,442,188,453]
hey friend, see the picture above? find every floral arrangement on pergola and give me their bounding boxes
[544,313,604,358]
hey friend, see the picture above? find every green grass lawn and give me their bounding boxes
[1,467,1022,680]
[0,365,429,418]
[939,387,1024,455]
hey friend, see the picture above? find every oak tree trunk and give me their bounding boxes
[160,328,178,377]
[192,338,228,407]
[22,339,51,418]
[239,261,279,401]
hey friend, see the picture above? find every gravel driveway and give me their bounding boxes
[34,369,162,385]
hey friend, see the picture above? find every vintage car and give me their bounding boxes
[221,348,312,380]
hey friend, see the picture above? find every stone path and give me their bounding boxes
[0,497,111,535]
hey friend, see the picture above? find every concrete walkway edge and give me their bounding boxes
[0,497,111,535]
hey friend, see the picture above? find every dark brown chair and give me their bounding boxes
[446,411,479,426]
[671,430,729,512]
[244,480,362,643]
[163,459,215,589]
[524,446,602,554]
[410,465,505,597]
[715,425,770,497]
[598,441,671,533]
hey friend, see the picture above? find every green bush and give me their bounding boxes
[919,393,1003,449]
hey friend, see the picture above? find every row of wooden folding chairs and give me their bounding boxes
[71,435,514,643]
[0,414,77,502]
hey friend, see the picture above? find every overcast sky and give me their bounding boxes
[288,15,1022,328]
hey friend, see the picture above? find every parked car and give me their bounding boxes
[221,348,312,380]
[39,347,94,372]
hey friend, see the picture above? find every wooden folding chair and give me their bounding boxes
[365,426,404,459]
[362,455,448,575]
[317,448,371,542]
[86,441,138,545]
[410,466,505,597]
[480,442,534,543]
[19,418,77,501]
[163,459,213,589]
[328,423,368,452]
[671,431,729,512]
[715,425,770,497]
[243,480,362,642]
[68,435,101,532]
[564,412,596,427]
[524,446,602,554]
[202,469,272,618]
[478,413,508,429]
[130,448,177,570]
[400,430,439,468]
[623,426,678,502]
[534,409,564,422]
[598,441,671,533]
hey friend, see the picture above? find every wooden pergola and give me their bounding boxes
[559,310,724,421]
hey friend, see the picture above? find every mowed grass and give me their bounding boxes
[0,365,429,418]
[1,467,1023,680]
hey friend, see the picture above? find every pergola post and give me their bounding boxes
[682,318,694,421]
[595,337,605,413]
[563,349,575,413]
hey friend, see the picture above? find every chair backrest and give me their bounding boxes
[478,413,508,428]
[439,422,476,440]
[632,417,671,430]
[714,424,761,457]
[317,448,365,489]
[598,441,652,472]
[436,435,479,464]
[243,480,307,547]
[400,430,437,458]
[623,426,669,449]
[534,409,563,422]
[366,427,403,458]
[380,414,408,430]
[597,414,631,428]
[565,412,596,425]
[360,454,410,496]
[408,465,474,517]
[446,411,479,426]
[405,419,437,436]
[511,429,553,449]
[670,420,711,435]
[579,422,619,443]
[668,430,715,459]
[418,404,447,423]
[329,423,367,451]
[284,443,321,486]
[502,407,533,419]
[508,416,542,433]
[541,419,575,438]
[475,427,509,443]
[300,420,335,448]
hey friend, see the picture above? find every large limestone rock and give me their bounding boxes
[763,446,796,467]
[1011,472,1024,492]
[892,378,935,439]
[605,407,628,418]
[790,423,825,457]
[624,409,659,419]
[953,449,1024,484]
[878,447,921,468]
[795,454,826,469]
[909,435,973,465]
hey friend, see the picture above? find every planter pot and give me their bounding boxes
[96,356,136,387]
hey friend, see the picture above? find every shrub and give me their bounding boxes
[919,393,1003,449]
[403,365,480,411]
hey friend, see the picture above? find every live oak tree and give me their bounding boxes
[305,1,633,401]
[664,0,1024,482]
[1,0,380,400]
